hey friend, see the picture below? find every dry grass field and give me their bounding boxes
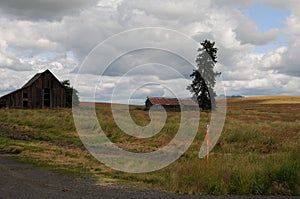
[0,96,299,195]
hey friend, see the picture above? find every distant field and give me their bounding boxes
[0,96,299,195]
[229,96,300,104]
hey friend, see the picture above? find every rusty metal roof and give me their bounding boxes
[148,97,179,105]
[178,99,198,106]
[147,97,198,106]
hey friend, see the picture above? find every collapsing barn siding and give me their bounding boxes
[0,69,66,109]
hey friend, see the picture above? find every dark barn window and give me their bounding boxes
[23,92,28,108]
[23,93,28,98]
[44,88,50,107]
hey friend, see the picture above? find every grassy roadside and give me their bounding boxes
[0,96,299,195]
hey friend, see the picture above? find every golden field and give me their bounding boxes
[0,96,299,195]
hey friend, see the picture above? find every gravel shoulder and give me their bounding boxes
[0,155,298,199]
[0,154,170,199]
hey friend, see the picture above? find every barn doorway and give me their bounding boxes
[0,99,6,108]
[44,88,50,107]
[23,92,28,108]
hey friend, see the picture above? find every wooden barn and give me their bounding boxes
[0,69,66,109]
[145,97,198,111]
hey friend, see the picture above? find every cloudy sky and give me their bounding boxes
[0,0,299,104]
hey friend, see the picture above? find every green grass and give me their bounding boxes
[0,97,299,195]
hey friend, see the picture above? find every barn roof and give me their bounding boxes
[22,69,63,88]
[0,69,64,99]
[0,89,20,99]
[22,72,42,88]
[178,98,198,106]
[147,97,198,106]
[147,97,179,105]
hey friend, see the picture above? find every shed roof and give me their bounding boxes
[147,97,179,105]
[178,98,198,106]
[147,97,198,106]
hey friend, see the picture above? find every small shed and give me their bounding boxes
[145,97,179,111]
[178,98,199,110]
[0,69,66,109]
[145,97,198,111]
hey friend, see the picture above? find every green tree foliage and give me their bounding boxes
[187,40,221,110]
[61,80,80,107]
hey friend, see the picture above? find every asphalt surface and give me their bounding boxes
[0,155,299,199]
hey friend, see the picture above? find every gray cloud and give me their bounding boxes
[0,0,299,101]
[0,0,98,21]
[276,46,300,77]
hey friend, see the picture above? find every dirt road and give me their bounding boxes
[0,155,298,199]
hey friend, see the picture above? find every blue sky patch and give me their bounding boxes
[242,3,290,53]
[244,3,290,32]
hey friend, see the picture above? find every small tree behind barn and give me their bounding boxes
[61,80,80,108]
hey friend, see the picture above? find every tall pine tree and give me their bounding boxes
[187,40,221,110]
